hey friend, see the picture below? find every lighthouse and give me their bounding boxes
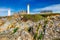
[27,4,30,14]
[8,8,11,16]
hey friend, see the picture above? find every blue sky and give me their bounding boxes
[0,0,60,16]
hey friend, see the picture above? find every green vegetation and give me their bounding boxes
[34,25,43,40]
[38,32,43,40]
[34,32,43,40]
[34,33,38,40]
[12,27,19,34]
[23,14,44,22]
[43,18,48,34]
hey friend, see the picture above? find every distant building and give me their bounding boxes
[40,10,52,14]
[27,4,30,14]
[18,10,27,14]
[8,8,11,16]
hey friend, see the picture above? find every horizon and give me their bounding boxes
[0,0,60,16]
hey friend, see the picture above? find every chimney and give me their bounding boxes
[27,4,30,14]
[8,8,11,16]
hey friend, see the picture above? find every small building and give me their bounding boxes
[40,10,53,14]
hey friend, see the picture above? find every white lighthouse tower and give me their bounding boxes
[8,8,11,16]
[27,4,30,14]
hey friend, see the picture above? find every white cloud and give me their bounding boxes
[33,4,60,13]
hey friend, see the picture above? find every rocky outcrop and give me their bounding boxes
[0,14,60,40]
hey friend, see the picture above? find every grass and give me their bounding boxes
[23,14,44,22]
[34,32,43,40]
[38,32,43,40]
